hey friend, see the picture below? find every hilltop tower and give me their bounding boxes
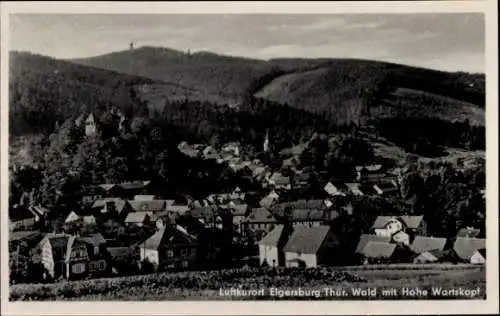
[129,41,134,50]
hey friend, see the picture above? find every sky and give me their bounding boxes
[9,13,485,73]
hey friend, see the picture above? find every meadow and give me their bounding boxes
[10,264,485,301]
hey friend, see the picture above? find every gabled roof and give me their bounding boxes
[270,172,291,186]
[456,227,481,238]
[453,237,486,260]
[80,233,106,247]
[92,198,129,214]
[98,184,117,191]
[283,225,333,254]
[400,215,425,229]
[361,241,396,258]
[129,200,166,212]
[139,225,197,250]
[410,236,447,254]
[259,195,278,208]
[246,208,276,223]
[291,209,325,222]
[259,225,285,246]
[371,215,424,230]
[125,212,151,223]
[188,206,216,220]
[64,211,81,223]
[9,205,38,222]
[355,234,391,254]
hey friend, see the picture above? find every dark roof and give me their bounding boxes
[139,225,197,250]
[259,225,285,246]
[361,241,396,258]
[80,233,107,247]
[188,207,216,220]
[9,205,37,222]
[129,200,166,212]
[410,236,447,254]
[283,225,332,254]
[355,234,391,254]
[453,237,486,260]
[291,209,325,222]
[107,247,137,260]
[456,227,481,238]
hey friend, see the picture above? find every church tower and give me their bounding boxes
[263,129,270,152]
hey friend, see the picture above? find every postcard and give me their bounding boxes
[1,1,498,315]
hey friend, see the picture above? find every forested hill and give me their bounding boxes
[72,46,485,126]
[9,51,207,135]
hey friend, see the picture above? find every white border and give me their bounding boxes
[1,1,498,315]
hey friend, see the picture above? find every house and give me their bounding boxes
[129,200,166,213]
[359,241,397,264]
[259,191,279,209]
[355,164,385,182]
[222,142,240,156]
[289,209,328,228]
[410,236,447,254]
[32,234,90,281]
[282,225,339,268]
[82,215,97,225]
[292,172,313,189]
[470,248,486,264]
[372,180,399,196]
[268,172,292,190]
[187,206,219,227]
[243,208,279,236]
[117,181,152,199]
[108,246,140,276]
[345,183,364,196]
[258,225,293,267]
[202,146,220,160]
[125,212,152,227]
[138,225,198,271]
[456,227,481,238]
[91,198,131,220]
[9,205,41,231]
[355,234,391,254]
[85,113,98,137]
[80,233,109,278]
[177,142,200,158]
[452,237,486,263]
[392,231,410,245]
[371,215,426,237]
[324,182,346,197]
[227,203,249,231]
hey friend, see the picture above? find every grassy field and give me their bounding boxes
[10,264,485,301]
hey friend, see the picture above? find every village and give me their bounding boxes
[8,113,486,284]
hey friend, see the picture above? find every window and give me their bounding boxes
[94,246,99,255]
[180,248,187,257]
[167,250,174,258]
[167,263,175,269]
[98,260,106,271]
[72,263,86,274]
[181,261,189,268]
[191,248,197,256]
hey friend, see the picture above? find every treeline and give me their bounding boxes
[375,117,485,157]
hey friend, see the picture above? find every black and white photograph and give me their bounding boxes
[1,1,498,315]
